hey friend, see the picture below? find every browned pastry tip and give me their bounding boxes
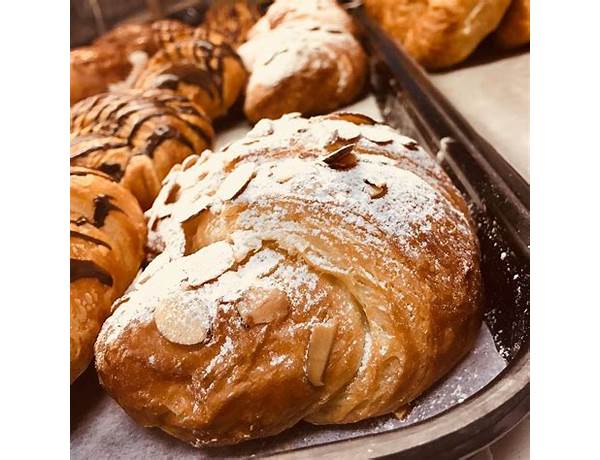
[202,0,262,46]
[70,166,146,383]
[494,0,530,48]
[70,89,214,209]
[132,38,248,120]
[364,0,512,69]
[95,113,482,446]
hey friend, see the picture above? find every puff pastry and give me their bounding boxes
[132,37,248,120]
[95,112,482,446]
[364,0,511,69]
[70,88,214,210]
[239,0,366,122]
[70,167,146,383]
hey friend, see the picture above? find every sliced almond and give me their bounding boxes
[173,195,211,223]
[249,119,274,137]
[306,321,338,387]
[181,154,199,170]
[162,220,187,258]
[154,292,210,345]
[322,144,357,170]
[217,162,256,201]
[364,178,388,199]
[272,162,298,184]
[183,241,235,287]
[333,122,361,141]
[403,140,419,151]
[334,112,377,126]
[237,288,289,326]
[361,126,395,144]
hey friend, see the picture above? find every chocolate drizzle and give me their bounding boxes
[71,194,123,229]
[70,230,111,249]
[70,259,113,286]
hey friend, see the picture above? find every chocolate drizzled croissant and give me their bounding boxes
[70,167,146,383]
[70,88,214,210]
[132,37,248,120]
[202,0,261,46]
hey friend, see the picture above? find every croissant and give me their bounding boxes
[95,112,482,446]
[239,18,367,122]
[70,20,194,105]
[132,37,248,120]
[495,0,530,49]
[70,167,146,383]
[363,0,511,69]
[70,88,214,210]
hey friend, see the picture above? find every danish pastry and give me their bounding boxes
[239,1,367,122]
[132,37,248,120]
[495,0,530,48]
[70,88,214,210]
[364,0,511,69]
[95,112,482,446]
[71,167,146,383]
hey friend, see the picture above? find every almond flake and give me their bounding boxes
[181,154,199,170]
[334,112,376,126]
[364,178,388,199]
[322,144,357,170]
[361,126,395,144]
[333,122,361,141]
[404,140,419,151]
[173,195,211,223]
[236,288,289,326]
[249,119,274,137]
[154,291,210,345]
[183,241,235,287]
[306,321,338,387]
[217,162,256,201]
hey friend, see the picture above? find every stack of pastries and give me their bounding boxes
[70,0,484,449]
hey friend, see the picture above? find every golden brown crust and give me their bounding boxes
[95,113,482,446]
[239,0,367,122]
[364,0,512,69]
[70,89,214,210]
[70,167,146,383]
[132,38,248,120]
[495,0,530,48]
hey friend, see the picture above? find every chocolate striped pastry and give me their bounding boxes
[95,113,482,446]
[70,20,194,105]
[70,167,146,383]
[70,88,214,210]
[132,37,248,120]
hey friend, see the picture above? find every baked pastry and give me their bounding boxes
[364,0,511,69]
[202,0,261,46]
[238,1,367,122]
[132,37,248,120]
[95,112,482,446]
[495,0,530,48]
[70,20,194,105]
[71,88,214,210]
[71,167,146,383]
[248,0,357,38]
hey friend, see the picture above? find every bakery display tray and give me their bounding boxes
[70,2,530,458]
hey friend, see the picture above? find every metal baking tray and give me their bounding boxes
[70,1,530,458]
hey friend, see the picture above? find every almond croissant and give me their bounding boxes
[95,113,482,446]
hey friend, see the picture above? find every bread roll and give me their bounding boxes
[495,0,530,48]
